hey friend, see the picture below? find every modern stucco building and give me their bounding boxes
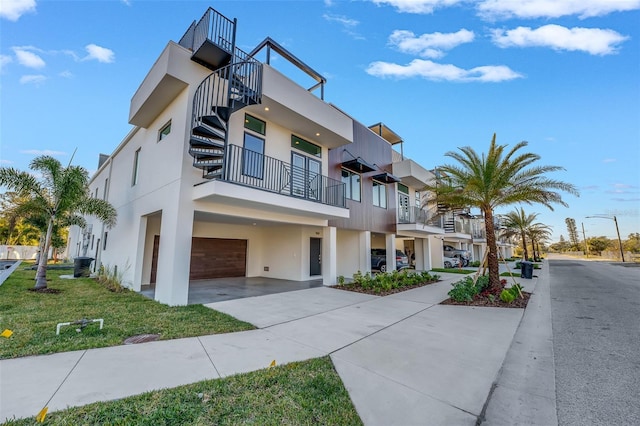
[68,8,511,305]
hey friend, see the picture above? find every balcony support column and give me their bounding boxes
[359,231,371,272]
[385,233,396,272]
[322,226,337,286]
[414,237,431,271]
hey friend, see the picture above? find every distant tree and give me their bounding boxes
[565,218,580,249]
[501,208,540,260]
[624,233,640,253]
[423,133,578,292]
[0,156,117,289]
[527,223,552,260]
[587,236,610,256]
[549,235,570,252]
[0,192,41,245]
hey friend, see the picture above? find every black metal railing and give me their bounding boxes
[179,7,235,53]
[224,145,346,208]
[191,61,262,132]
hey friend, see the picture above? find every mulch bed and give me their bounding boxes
[334,280,439,297]
[441,291,531,308]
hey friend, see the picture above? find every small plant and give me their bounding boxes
[469,260,481,267]
[96,263,129,293]
[337,275,345,285]
[500,289,516,303]
[448,277,479,302]
[475,275,490,292]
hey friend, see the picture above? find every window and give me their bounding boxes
[398,183,408,194]
[132,148,141,185]
[91,234,95,250]
[373,180,387,208]
[158,120,171,141]
[341,169,361,202]
[103,232,108,250]
[415,191,421,207]
[291,135,321,157]
[103,178,108,200]
[292,152,321,200]
[94,187,99,198]
[242,132,265,179]
[244,114,266,135]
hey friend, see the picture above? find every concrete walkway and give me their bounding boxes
[0,270,553,425]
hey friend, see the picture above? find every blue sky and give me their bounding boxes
[1,0,639,242]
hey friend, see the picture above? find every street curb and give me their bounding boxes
[478,262,558,425]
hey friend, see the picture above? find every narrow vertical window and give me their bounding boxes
[103,178,108,200]
[132,148,141,186]
[242,133,264,179]
[341,169,361,202]
[103,232,108,250]
[373,181,387,208]
[158,120,171,141]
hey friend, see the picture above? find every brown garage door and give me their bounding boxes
[190,237,247,280]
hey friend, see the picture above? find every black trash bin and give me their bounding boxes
[74,257,94,278]
[520,261,534,279]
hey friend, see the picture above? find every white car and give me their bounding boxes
[443,256,461,268]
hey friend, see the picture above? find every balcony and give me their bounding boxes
[193,145,348,220]
[397,206,445,236]
[392,154,435,188]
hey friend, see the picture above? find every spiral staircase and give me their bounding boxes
[179,7,263,179]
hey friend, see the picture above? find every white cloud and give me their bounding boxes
[0,0,36,21]
[0,159,13,165]
[19,74,47,84]
[323,14,359,27]
[478,0,640,19]
[0,54,12,72]
[389,29,474,58]
[21,149,66,156]
[492,25,628,55]
[603,158,616,163]
[12,46,45,68]
[59,70,74,78]
[371,0,465,14]
[83,44,115,63]
[366,59,523,82]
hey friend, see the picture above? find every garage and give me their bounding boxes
[189,237,247,279]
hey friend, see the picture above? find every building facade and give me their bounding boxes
[68,8,511,305]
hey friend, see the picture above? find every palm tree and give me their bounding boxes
[502,208,539,260]
[527,223,552,261]
[0,156,117,289]
[423,134,578,291]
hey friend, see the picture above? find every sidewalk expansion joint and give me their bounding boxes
[197,337,221,378]
[43,349,88,411]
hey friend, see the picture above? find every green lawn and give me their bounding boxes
[0,266,254,359]
[3,357,363,426]
[430,268,476,274]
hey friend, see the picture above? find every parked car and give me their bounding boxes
[443,245,470,266]
[371,249,410,272]
[443,256,460,269]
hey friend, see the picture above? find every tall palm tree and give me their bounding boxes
[423,134,578,291]
[0,156,117,289]
[502,208,539,260]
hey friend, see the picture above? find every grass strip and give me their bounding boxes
[430,268,475,274]
[0,267,254,359]
[2,357,362,426]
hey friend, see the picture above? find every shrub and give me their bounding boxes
[469,260,481,267]
[475,275,490,292]
[448,277,479,302]
[500,289,516,303]
[95,263,129,293]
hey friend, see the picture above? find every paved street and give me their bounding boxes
[549,257,640,425]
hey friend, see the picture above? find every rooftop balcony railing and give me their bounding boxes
[223,144,346,208]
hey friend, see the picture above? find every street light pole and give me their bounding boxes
[581,222,589,258]
[613,216,625,262]
[585,215,625,262]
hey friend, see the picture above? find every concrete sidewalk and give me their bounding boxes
[1,271,550,424]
